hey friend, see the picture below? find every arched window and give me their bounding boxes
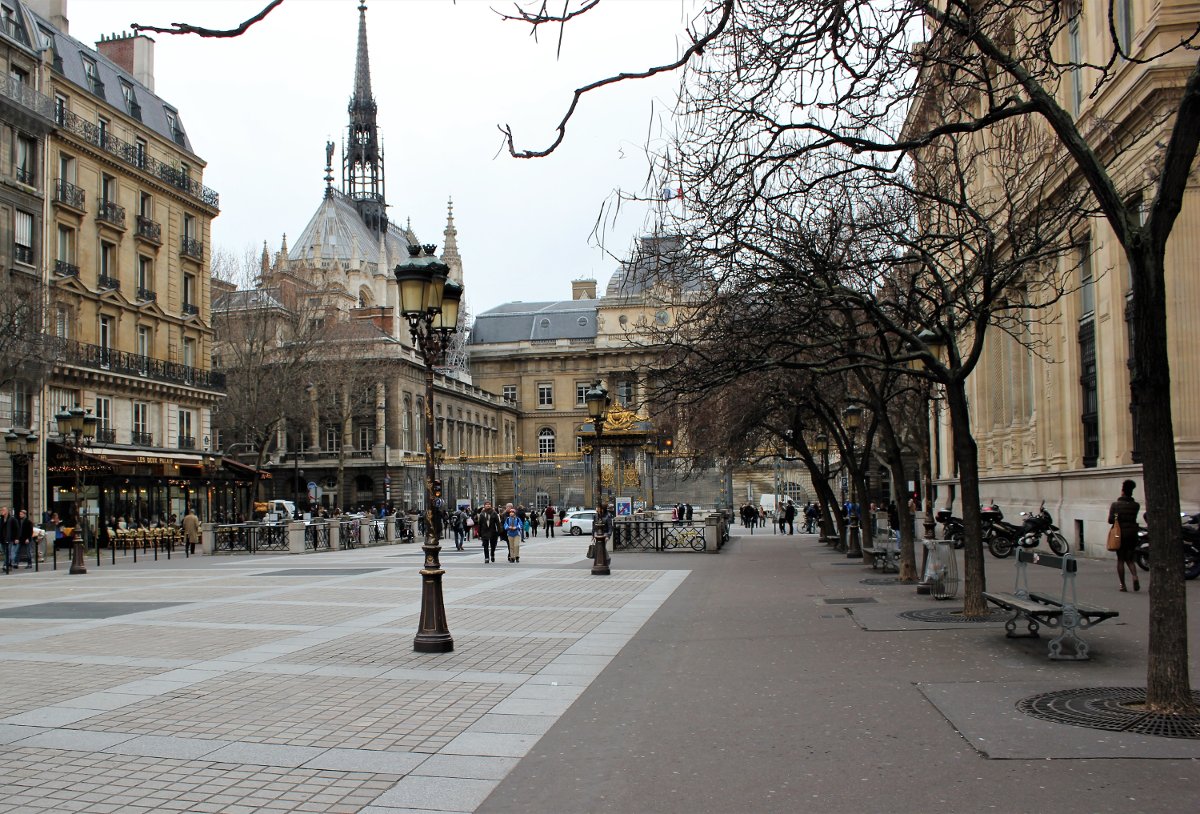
[538,428,556,456]
[403,396,412,450]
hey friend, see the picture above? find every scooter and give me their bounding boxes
[981,504,1025,558]
[1137,512,1200,579]
[935,508,964,549]
[1015,501,1070,556]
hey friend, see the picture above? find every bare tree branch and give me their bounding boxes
[131,0,286,38]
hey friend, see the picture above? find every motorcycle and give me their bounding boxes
[1015,501,1070,556]
[1136,512,1200,580]
[981,504,1024,558]
[935,508,965,549]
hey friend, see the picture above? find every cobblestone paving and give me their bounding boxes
[0,748,401,813]
[0,661,160,716]
[0,537,689,812]
[12,625,290,659]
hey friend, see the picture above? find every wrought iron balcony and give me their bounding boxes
[11,410,31,429]
[53,338,225,391]
[14,165,35,185]
[135,215,161,244]
[0,73,55,122]
[54,179,86,210]
[13,245,33,264]
[96,427,117,445]
[54,260,79,277]
[130,431,154,446]
[180,237,204,261]
[136,287,157,303]
[97,199,126,228]
[54,107,219,209]
[178,435,197,450]
[182,303,200,316]
[98,274,120,291]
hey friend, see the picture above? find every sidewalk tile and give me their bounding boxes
[370,776,496,811]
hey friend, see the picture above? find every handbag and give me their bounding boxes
[1106,523,1122,551]
[586,543,595,559]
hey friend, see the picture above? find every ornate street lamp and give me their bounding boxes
[813,433,832,541]
[5,428,38,514]
[585,381,611,575]
[56,406,98,574]
[396,244,460,653]
[842,404,864,558]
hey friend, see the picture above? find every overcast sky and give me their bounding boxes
[67,0,691,313]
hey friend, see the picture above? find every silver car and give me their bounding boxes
[562,510,596,535]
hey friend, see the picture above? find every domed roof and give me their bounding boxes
[288,190,418,274]
[605,235,705,297]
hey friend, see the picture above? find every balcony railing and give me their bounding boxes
[54,179,86,210]
[130,430,154,446]
[11,410,31,429]
[54,260,79,277]
[181,237,204,261]
[14,165,35,185]
[53,337,226,391]
[178,435,196,450]
[97,199,126,228]
[0,73,55,122]
[13,245,33,264]
[96,427,117,445]
[55,107,219,209]
[98,274,120,291]
[135,215,161,244]
[136,287,157,303]
[182,302,200,316]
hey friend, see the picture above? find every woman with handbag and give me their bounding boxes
[1107,479,1141,592]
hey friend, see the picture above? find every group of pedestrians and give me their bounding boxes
[0,506,36,573]
[442,501,564,561]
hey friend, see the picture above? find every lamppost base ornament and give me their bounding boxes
[591,536,610,576]
[847,519,862,558]
[69,541,88,575]
[414,537,453,652]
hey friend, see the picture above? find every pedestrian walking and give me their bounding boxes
[784,500,796,535]
[517,504,528,540]
[530,510,540,537]
[477,500,502,562]
[1,506,19,573]
[17,509,34,568]
[545,504,556,537]
[181,507,201,555]
[503,507,523,562]
[1108,479,1141,592]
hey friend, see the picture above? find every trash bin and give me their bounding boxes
[926,540,959,601]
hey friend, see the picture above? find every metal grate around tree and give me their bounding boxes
[1018,687,1200,739]
[898,608,1010,623]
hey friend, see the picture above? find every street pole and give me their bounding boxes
[843,405,864,558]
[396,244,461,653]
[586,382,610,575]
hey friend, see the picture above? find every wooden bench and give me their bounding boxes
[982,549,1118,660]
[863,531,900,573]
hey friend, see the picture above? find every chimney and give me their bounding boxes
[28,0,68,34]
[572,279,597,300]
[96,31,155,92]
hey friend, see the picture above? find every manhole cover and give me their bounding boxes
[861,577,901,585]
[257,568,386,576]
[1018,687,1200,739]
[823,597,877,604]
[0,602,185,619]
[898,608,1009,623]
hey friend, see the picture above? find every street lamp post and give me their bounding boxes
[842,405,864,558]
[585,382,611,575]
[459,450,473,508]
[4,428,38,513]
[55,406,97,575]
[813,433,833,542]
[395,243,462,653]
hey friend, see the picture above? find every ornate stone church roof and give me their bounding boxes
[287,189,417,273]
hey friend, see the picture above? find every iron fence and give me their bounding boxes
[214,523,288,553]
[305,521,330,551]
[613,519,707,552]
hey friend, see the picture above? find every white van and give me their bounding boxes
[254,499,296,520]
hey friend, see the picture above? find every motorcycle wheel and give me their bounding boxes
[1135,549,1149,573]
[1047,531,1069,556]
[1184,546,1200,580]
[987,532,1014,559]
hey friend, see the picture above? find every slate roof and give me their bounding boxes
[469,299,599,344]
[288,190,418,270]
[605,234,706,297]
[212,288,285,312]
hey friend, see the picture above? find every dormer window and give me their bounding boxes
[2,6,28,45]
[164,107,185,145]
[81,56,104,96]
[120,80,141,120]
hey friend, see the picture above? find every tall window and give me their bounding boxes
[178,409,195,448]
[1116,0,1133,54]
[15,134,35,184]
[182,337,196,369]
[139,191,152,217]
[95,396,112,431]
[183,273,196,308]
[54,93,67,125]
[55,306,70,339]
[137,325,151,363]
[617,381,635,407]
[538,428,556,456]
[358,425,373,451]
[537,382,553,407]
[403,396,412,449]
[183,212,196,241]
[1077,238,1098,467]
[132,401,149,442]
[56,225,75,263]
[13,210,33,264]
[138,256,153,294]
[1067,2,1084,115]
[502,384,517,403]
[576,381,589,406]
[100,173,116,203]
[58,152,75,185]
[98,315,113,351]
[82,58,102,95]
[100,240,116,284]
[97,115,109,148]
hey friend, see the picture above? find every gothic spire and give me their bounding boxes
[343,2,387,234]
[442,198,462,283]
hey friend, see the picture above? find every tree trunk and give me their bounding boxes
[945,379,987,615]
[1131,247,1194,712]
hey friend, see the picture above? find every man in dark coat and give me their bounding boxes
[784,500,796,535]
[476,500,503,563]
[0,506,19,573]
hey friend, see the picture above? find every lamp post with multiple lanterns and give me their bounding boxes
[842,404,864,558]
[585,382,611,575]
[395,244,462,653]
[55,406,98,575]
[812,433,833,541]
[4,428,38,513]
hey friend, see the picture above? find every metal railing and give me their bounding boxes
[97,200,126,228]
[130,430,154,446]
[14,165,35,185]
[371,519,385,544]
[54,260,79,277]
[305,521,331,551]
[136,287,156,303]
[0,73,55,121]
[98,274,120,291]
[54,107,219,209]
[178,435,196,450]
[214,523,288,553]
[339,516,360,549]
[182,303,200,316]
[54,337,226,390]
[95,427,116,445]
[54,179,85,209]
[613,518,708,552]
[181,237,204,261]
[135,215,161,243]
[13,244,33,263]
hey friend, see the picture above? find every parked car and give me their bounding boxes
[562,510,597,535]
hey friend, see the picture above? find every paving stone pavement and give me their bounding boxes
[0,534,685,813]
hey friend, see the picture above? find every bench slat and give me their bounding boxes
[982,592,1060,615]
[1027,592,1118,618]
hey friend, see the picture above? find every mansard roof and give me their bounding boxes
[470,299,599,344]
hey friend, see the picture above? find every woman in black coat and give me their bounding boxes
[1107,479,1141,592]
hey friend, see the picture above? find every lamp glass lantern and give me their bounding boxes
[5,430,21,456]
[813,433,828,455]
[435,279,463,332]
[24,432,38,455]
[395,248,431,317]
[82,411,99,439]
[585,383,610,422]
[55,407,75,437]
[842,405,863,432]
